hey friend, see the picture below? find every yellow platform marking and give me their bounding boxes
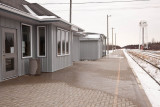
[113,59,121,106]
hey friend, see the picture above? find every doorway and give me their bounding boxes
[2,28,18,80]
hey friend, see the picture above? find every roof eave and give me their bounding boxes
[0,3,84,32]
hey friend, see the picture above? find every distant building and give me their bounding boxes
[80,33,106,60]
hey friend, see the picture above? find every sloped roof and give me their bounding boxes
[27,3,59,17]
[0,0,60,17]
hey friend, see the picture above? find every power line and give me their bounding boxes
[51,5,160,12]
[40,0,149,5]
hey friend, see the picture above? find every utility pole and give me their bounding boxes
[70,0,72,23]
[112,28,114,51]
[115,33,116,50]
[107,15,111,55]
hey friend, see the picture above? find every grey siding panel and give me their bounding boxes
[98,41,100,59]
[72,36,80,62]
[80,41,99,60]
[32,26,37,59]
[47,25,53,72]
[40,24,52,72]
[99,41,103,58]
[52,25,72,72]
[22,60,29,75]
[41,25,51,72]
[0,23,2,81]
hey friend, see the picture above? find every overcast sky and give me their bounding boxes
[26,0,160,47]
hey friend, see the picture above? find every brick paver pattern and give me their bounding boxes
[0,80,137,107]
[0,50,150,107]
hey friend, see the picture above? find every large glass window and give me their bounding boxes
[37,26,46,57]
[57,30,61,55]
[22,24,32,58]
[5,33,14,53]
[61,31,65,55]
[66,32,69,54]
[57,28,70,56]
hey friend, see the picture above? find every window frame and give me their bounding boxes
[37,26,47,57]
[21,23,33,59]
[61,30,66,55]
[65,31,70,55]
[57,29,61,56]
[56,28,70,56]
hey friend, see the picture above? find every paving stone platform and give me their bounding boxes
[0,50,151,107]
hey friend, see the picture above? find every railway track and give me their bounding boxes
[128,50,160,69]
[127,50,160,86]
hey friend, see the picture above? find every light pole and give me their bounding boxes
[70,0,72,23]
[112,28,115,51]
[107,15,111,55]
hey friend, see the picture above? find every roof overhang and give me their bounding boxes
[80,32,106,40]
[0,3,84,32]
[73,32,86,37]
[41,18,84,32]
[84,32,106,38]
[80,38,100,41]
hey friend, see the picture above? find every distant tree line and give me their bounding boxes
[123,42,160,50]
[148,42,160,50]
[123,45,139,49]
[106,45,122,50]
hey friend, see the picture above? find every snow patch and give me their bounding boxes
[36,16,57,19]
[123,49,160,107]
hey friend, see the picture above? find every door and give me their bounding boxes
[2,28,17,80]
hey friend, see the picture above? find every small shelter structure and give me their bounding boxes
[80,33,106,60]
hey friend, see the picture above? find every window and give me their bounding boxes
[66,32,69,54]
[61,30,65,54]
[57,29,61,55]
[37,26,46,57]
[6,58,14,71]
[22,24,32,58]
[57,28,70,56]
[5,33,14,53]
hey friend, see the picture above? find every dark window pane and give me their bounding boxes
[38,27,46,56]
[57,30,61,55]
[22,25,31,57]
[61,31,65,54]
[6,58,14,72]
[66,32,69,54]
[5,33,14,53]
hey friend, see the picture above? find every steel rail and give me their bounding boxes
[128,51,160,70]
[141,51,160,59]
[127,51,160,86]
[136,51,160,60]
